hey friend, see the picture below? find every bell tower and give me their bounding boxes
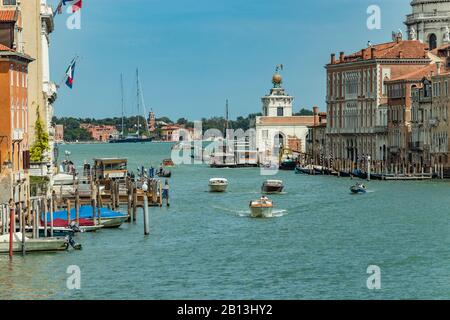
[261,65,294,117]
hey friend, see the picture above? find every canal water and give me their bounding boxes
[1,142,450,299]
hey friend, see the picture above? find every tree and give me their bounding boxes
[30,109,50,162]
[294,108,314,116]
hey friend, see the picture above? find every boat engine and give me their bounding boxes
[69,221,82,233]
[66,234,82,250]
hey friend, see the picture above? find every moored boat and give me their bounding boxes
[261,180,284,194]
[208,178,228,193]
[0,233,68,254]
[249,197,274,218]
[279,159,297,171]
[295,166,313,175]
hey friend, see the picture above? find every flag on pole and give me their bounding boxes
[63,0,82,13]
[53,0,63,17]
[65,59,76,89]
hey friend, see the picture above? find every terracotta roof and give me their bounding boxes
[257,116,315,126]
[0,10,17,22]
[334,40,429,65]
[387,63,438,82]
[0,44,12,52]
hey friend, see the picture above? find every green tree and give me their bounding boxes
[294,108,314,116]
[30,109,50,162]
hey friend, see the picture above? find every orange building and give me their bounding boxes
[80,124,119,142]
[0,23,33,203]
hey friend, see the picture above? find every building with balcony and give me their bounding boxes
[385,63,439,173]
[325,34,433,173]
[0,32,33,204]
[1,0,58,192]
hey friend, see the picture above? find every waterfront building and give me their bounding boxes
[405,0,450,50]
[1,0,58,191]
[54,124,64,143]
[255,69,316,164]
[305,107,328,166]
[326,35,433,173]
[0,29,33,203]
[160,125,193,142]
[80,124,119,142]
[385,63,439,173]
[148,111,156,132]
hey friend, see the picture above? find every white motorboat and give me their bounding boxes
[208,178,229,193]
[0,233,68,254]
[249,197,274,218]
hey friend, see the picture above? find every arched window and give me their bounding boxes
[429,34,437,50]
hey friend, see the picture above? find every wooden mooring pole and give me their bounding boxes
[9,201,15,258]
[143,183,150,235]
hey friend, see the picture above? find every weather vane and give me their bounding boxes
[275,64,284,73]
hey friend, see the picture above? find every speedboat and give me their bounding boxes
[163,159,175,167]
[249,197,274,218]
[261,180,284,194]
[350,183,367,194]
[0,233,69,254]
[209,178,228,192]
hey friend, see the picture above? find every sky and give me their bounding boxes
[49,0,410,121]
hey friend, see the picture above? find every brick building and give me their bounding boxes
[326,34,433,173]
[0,24,33,203]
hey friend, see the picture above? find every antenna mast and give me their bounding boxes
[120,74,124,137]
[136,69,140,137]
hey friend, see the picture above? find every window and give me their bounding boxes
[262,130,268,140]
[2,0,17,5]
[429,34,437,50]
[277,107,284,117]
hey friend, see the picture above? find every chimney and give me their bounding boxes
[313,106,319,126]
[339,51,345,62]
[371,47,376,60]
[331,53,336,64]
[361,48,366,60]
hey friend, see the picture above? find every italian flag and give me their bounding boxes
[63,0,82,13]
[65,60,76,89]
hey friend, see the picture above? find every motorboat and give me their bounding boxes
[261,180,284,194]
[208,178,228,193]
[249,197,274,218]
[350,183,367,194]
[0,233,68,254]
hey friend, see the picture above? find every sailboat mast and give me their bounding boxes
[136,69,140,137]
[120,74,124,136]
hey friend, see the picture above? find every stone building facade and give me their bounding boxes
[326,37,433,173]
